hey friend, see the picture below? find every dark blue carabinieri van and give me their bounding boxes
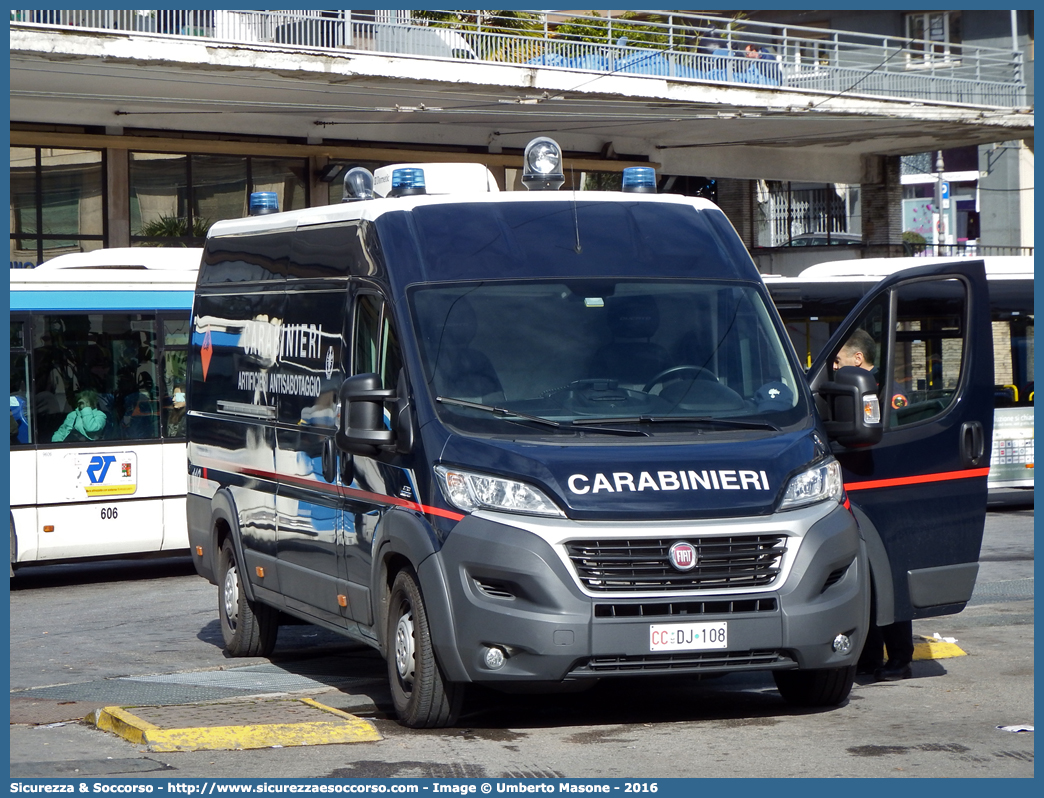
[186,139,992,727]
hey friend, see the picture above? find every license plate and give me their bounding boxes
[649,622,727,651]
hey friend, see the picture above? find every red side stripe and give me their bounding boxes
[844,467,990,492]
[236,465,466,522]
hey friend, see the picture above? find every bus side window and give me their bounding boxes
[11,324,32,446]
[161,318,189,438]
[29,312,162,444]
[890,278,966,427]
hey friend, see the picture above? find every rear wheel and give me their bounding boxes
[387,568,463,728]
[773,665,856,707]
[218,538,278,657]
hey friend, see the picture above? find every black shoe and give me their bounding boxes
[857,660,884,676]
[874,661,912,682]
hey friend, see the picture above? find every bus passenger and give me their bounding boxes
[51,389,107,442]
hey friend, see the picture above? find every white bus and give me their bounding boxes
[764,256,1033,494]
[9,248,202,573]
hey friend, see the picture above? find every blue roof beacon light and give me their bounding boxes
[622,166,657,194]
[522,136,565,191]
[388,167,427,197]
[342,167,375,202]
[248,191,279,215]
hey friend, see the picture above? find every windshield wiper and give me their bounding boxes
[570,415,780,431]
[435,397,647,437]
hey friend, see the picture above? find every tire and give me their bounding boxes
[218,538,278,657]
[773,664,856,707]
[387,568,464,728]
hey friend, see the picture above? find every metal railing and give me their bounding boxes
[11,9,1028,108]
[908,243,1034,257]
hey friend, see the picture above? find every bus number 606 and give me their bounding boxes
[100,507,118,520]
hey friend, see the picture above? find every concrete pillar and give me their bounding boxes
[860,155,903,253]
[106,148,130,248]
[715,178,754,248]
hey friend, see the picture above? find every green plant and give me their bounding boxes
[902,230,927,254]
[138,214,211,245]
[582,171,622,191]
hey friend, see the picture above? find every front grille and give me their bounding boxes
[595,597,777,618]
[570,649,792,676]
[566,535,786,593]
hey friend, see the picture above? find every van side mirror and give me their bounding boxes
[336,373,395,457]
[818,367,883,448]
[335,371,414,457]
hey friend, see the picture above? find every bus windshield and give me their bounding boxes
[409,278,807,434]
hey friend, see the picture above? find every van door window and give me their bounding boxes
[353,292,402,387]
[890,278,966,427]
[353,293,382,376]
[830,299,887,396]
[381,316,403,387]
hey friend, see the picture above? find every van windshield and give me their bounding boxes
[409,279,806,434]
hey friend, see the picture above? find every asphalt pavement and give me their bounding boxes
[8,503,1034,779]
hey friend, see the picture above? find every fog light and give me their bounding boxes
[832,634,852,655]
[484,646,506,669]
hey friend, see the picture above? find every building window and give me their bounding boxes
[9,147,106,268]
[129,152,308,247]
[905,11,961,63]
[754,181,861,248]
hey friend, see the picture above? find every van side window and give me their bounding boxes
[353,292,402,386]
[382,317,403,387]
[353,293,382,375]
[890,278,966,427]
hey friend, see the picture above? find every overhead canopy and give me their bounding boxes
[10,28,1034,184]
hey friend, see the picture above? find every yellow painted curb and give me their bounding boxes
[89,705,162,745]
[87,699,381,752]
[144,718,380,752]
[912,636,967,661]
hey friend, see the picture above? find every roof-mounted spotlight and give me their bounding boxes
[318,162,346,183]
[522,136,565,191]
[342,167,375,202]
[622,166,657,194]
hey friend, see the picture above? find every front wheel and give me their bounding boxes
[387,568,463,728]
[218,538,278,657]
[773,665,856,707]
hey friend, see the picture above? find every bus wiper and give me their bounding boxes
[570,415,780,431]
[435,397,647,436]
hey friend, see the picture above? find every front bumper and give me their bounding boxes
[424,501,867,684]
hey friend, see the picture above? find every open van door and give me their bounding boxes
[808,260,993,626]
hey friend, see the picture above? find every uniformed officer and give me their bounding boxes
[835,330,915,681]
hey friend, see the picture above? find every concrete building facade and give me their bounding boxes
[9,9,1034,272]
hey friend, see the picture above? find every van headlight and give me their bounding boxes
[435,465,564,517]
[779,459,843,511]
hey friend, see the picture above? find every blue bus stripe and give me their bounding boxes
[10,290,195,311]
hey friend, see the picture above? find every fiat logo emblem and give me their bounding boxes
[668,541,698,571]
